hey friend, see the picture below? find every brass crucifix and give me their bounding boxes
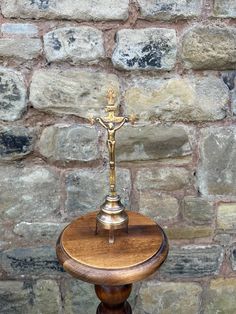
[96,89,128,196]
[90,88,135,243]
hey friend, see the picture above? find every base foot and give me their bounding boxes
[96,301,132,314]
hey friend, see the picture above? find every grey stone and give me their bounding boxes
[0,223,14,248]
[112,28,177,71]
[204,278,236,314]
[0,67,27,121]
[0,241,9,251]
[160,245,223,278]
[1,0,129,21]
[125,76,228,122]
[217,203,236,231]
[38,124,100,162]
[44,26,105,64]
[0,126,36,161]
[181,197,214,225]
[135,167,191,191]
[1,23,38,36]
[0,281,31,314]
[214,233,234,246]
[228,73,236,115]
[213,0,236,18]
[116,124,191,161]
[0,165,60,222]
[30,69,120,118]
[65,167,131,216]
[230,244,236,270]
[1,246,63,276]
[139,192,179,222]
[181,26,236,70]
[0,280,61,314]
[0,38,42,60]
[137,0,202,21]
[197,127,236,196]
[63,280,98,314]
[233,80,236,115]
[135,281,202,314]
[13,222,67,241]
[32,280,61,314]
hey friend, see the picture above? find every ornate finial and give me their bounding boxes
[106,88,116,107]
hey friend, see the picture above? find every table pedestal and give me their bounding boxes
[56,211,168,314]
[95,284,132,314]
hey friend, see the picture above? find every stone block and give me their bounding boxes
[181,197,214,225]
[214,233,235,247]
[1,0,129,21]
[38,124,100,162]
[230,244,236,270]
[44,26,104,64]
[217,203,236,231]
[165,225,213,240]
[1,23,38,36]
[160,245,223,278]
[13,222,67,241]
[0,280,61,314]
[197,127,236,196]
[1,246,63,276]
[125,76,228,122]
[0,67,27,121]
[0,126,36,161]
[32,280,61,314]
[30,69,120,117]
[63,280,98,314]
[139,192,179,222]
[0,281,31,313]
[0,165,60,222]
[137,0,202,21]
[116,124,191,161]
[181,26,236,70]
[135,281,202,314]
[0,38,42,60]
[233,86,236,115]
[65,168,131,216]
[213,0,236,18]
[112,28,177,71]
[204,278,236,314]
[135,167,191,192]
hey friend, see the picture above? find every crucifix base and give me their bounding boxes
[95,194,129,244]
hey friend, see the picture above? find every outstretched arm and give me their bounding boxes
[113,117,129,131]
[96,117,108,130]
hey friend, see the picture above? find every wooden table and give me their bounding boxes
[56,211,168,314]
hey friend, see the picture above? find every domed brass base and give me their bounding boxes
[96,194,128,244]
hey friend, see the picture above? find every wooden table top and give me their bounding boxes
[56,211,168,285]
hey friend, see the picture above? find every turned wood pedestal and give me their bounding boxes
[56,211,168,314]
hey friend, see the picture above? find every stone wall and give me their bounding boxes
[0,0,235,313]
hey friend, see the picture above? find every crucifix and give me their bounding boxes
[91,88,134,244]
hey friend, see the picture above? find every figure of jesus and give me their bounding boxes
[96,117,128,193]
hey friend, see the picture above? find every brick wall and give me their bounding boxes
[0,0,236,313]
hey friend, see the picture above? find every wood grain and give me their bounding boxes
[56,211,168,286]
[95,284,132,314]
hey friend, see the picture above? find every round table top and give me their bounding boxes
[56,211,168,285]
